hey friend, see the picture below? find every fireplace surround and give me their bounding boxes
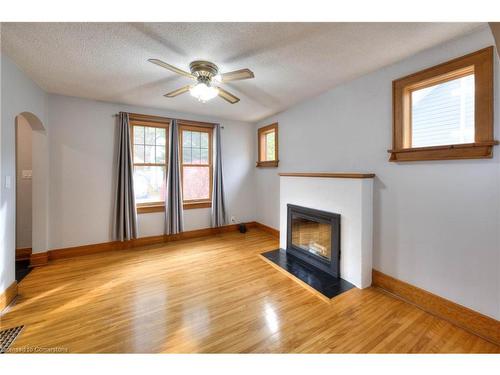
[260,172,374,299]
[279,172,374,288]
[287,204,340,277]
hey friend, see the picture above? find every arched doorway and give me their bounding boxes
[15,112,45,281]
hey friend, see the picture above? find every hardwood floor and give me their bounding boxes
[1,229,498,353]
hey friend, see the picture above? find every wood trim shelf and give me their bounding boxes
[0,281,18,312]
[256,160,279,168]
[279,172,375,179]
[389,142,499,162]
[372,269,500,346]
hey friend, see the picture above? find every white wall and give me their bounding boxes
[255,27,500,320]
[16,115,33,249]
[47,94,256,249]
[1,53,49,295]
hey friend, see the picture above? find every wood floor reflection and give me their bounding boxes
[1,229,498,353]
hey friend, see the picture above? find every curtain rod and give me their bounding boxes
[113,112,223,128]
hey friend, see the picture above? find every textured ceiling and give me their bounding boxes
[1,22,484,122]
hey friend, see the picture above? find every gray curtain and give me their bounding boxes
[165,119,184,234]
[211,124,227,227]
[113,112,138,241]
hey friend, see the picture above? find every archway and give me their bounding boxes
[15,112,46,281]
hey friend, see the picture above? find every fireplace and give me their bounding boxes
[286,204,340,277]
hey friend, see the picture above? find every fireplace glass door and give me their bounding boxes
[286,204,340,277]
[291,214,332,262]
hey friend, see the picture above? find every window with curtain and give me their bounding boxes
[179,124,213,209]
[130,118,169,213]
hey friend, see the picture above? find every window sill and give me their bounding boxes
[256,160,279,168]
[388,141,499,162]
[137,202,212,212]
[137,204,165,214]
[183,202,212,210]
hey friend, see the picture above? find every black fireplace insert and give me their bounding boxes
[286,204,340,277]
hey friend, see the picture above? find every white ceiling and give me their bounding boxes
[1,22,484,122]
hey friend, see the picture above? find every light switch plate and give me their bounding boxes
[5,176,12,189]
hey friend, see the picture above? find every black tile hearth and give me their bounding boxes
[261,249,355,299]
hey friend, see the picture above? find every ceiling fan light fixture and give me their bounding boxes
[189,82,219,102]
[150,58,252,104]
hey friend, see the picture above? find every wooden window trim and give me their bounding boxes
[179,124,213,209]
[257,123,279,167]
[130,115,170,214]
[126,113,217,213]
[137,204,165,214]
[389,46,497,162]
[128,113,215,128]
[129,113,171,125]
[183,202,212,210]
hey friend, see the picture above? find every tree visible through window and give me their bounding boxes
[180,124,213,208]
[266,131,275,160]
[257,123,278,167]
[130,119,168,212]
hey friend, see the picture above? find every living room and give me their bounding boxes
[1,1,499,372]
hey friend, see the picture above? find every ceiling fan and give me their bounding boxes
[148,59,254,104]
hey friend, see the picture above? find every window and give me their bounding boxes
[390,46,496,162]
[179,123,213,209]
[257,123,279,167]
[412,72,475,147]
[130,115,169,213]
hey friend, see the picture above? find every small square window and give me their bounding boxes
[257,123,278,167]
[390,46,496,162]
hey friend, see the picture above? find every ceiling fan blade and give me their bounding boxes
[220,68,254,82]
[148,59,195,79]
[217,87,240,104]
[164,85,191,98]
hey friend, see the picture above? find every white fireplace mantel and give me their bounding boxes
[279,172,374,288]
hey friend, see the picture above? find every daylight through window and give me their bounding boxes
[390,47,495,162]
[257,123,279,167]
[180,124,213,208]
[131,118,168,213]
